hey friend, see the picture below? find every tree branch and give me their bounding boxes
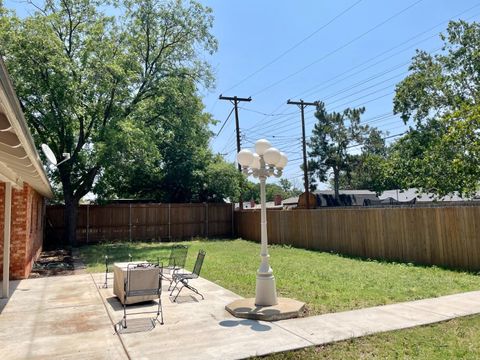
[73,165,100,200]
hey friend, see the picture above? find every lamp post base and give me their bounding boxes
[255,273,278,306]
[226,297,305,321]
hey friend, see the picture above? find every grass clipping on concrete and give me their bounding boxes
[79,238,479,316]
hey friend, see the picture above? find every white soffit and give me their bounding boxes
[0,59,53,198]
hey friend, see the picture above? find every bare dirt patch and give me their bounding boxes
[29,249,75,278]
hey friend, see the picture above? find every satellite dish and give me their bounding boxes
[41,143,58,165]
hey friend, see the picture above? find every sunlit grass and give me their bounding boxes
[257,315,480,359]
[78,238,479,315]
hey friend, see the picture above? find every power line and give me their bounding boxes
[255,84,397,136]
[215,107,234,137]
[221,0,364,94]
[294,4,480,100]
[238,107,296,117]
[235,2,480,139]
[346,131,407,150]
[252,0,426,96]
[245,53,422,134]
[323,69,408,105]
[245,2,480,127]
[219,129,238,154]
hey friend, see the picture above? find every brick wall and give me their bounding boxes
[0,182,45,279]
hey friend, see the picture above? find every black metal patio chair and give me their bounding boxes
[160,245,189,290]
[116,262,164,331]
[103,253,132,288]
[170,250,206,302]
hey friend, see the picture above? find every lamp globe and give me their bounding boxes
[263,147,281,166]
[237,149,254,167]
[255,139,272,156]
[276,152,288,169]
[251,153,261,169]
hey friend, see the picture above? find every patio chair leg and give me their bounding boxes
[158,296,164,325]
[183,282,204,300]
[103,263,108,288]
[123,297,127,329]
[167,278,174,291]
[169,279,180,296]
[172,283,185,302]
[167,270,178,291]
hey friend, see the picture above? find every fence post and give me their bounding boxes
[231,203,235,238]
[154,205,158,241]
[168,203,171,240]
[129,203,132,242]
[86,204,89,244]
[205,203,209,238]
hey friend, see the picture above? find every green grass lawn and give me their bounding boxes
[258,315,480,359]
[78,238,479,315]
[78,238,480,358]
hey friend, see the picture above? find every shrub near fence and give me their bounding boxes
[47,203,234,244]
[235,206,480,271]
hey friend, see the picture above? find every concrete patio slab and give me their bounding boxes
[401,291,480,319]
[1,273,480,360]
[0,275,127,360]
[93,273,312,360]
[275,292,480,347]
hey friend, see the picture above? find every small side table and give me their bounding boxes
[113,262,159,304]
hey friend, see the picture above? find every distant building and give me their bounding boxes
[296,190,378,208]
[378,188,479,203]
[290,188,480,209]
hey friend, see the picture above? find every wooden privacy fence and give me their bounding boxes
[47,203,234,244]
[235,206,480,271]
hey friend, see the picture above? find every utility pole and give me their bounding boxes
[287,99,318,209]
[219,94,252,210]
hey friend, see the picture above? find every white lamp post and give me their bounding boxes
[237,139,288,306]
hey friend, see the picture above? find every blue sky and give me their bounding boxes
[4,0,480,190]
[198,0,480,189]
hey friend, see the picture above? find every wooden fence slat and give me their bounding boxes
[46,203,233,244]
[236,206,480,272]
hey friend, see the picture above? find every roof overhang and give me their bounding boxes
[0,58,53,197]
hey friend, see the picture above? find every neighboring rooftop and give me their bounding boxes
[379,188,479,202]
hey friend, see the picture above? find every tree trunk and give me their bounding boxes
[64,196,78,247]
[58,159,99,246]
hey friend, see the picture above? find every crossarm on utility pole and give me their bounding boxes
[219,94,252,210]
[287,99,318,209]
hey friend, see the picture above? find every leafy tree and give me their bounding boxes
[385,106,480,197]
[0,0,217,244]
[266,184,286,202]
[201,157,244,203]
[308,101,368,200]
[335,127,397,192]
[242,181,259,204]
[363,127,387,157]
[278,178,302,198]
[95,76,218,202]
[392,20,480,196]
[279,178,292,193]
[242,181,290,203]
